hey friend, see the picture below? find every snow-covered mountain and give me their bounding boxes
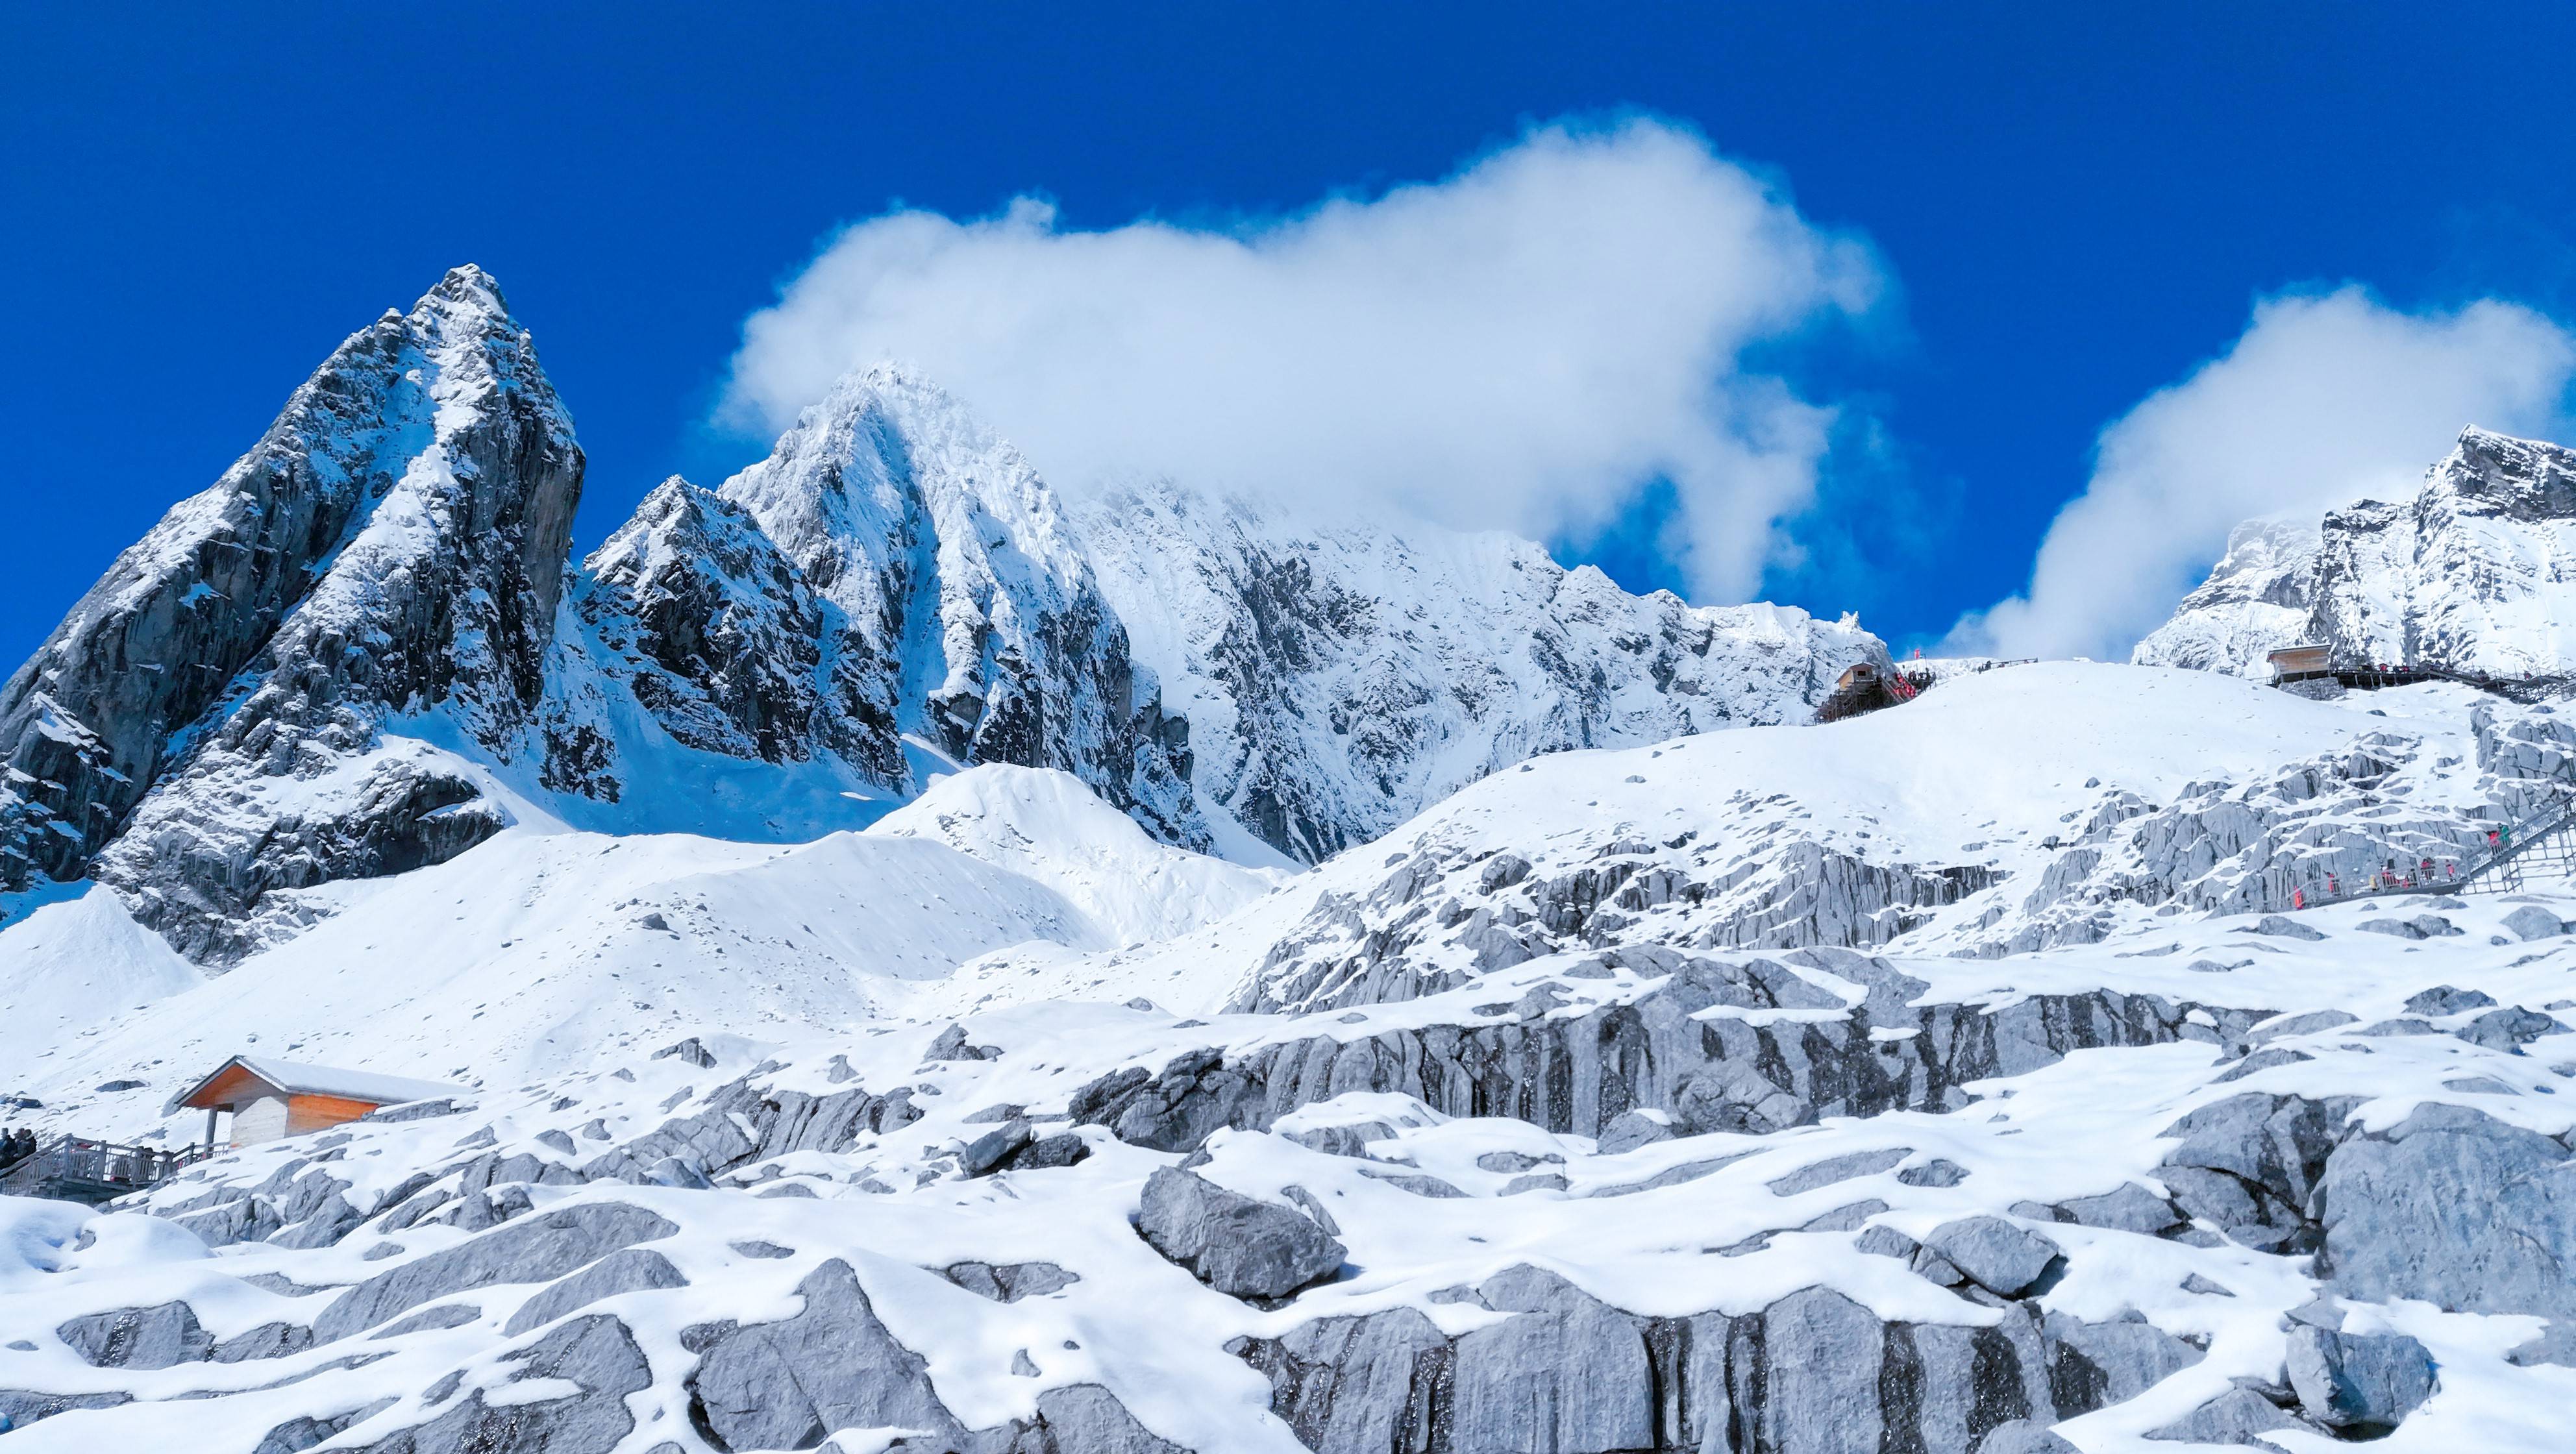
[0,271,1887,962]
[2136,427,2576,682]
[2131,517,2320,676]
[30,268,2576,1454]
[1070,482,1887,863]
[0,266,584,961]
[8,665,2576,1453]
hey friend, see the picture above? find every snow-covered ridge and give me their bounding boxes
[1071,480,1888,863]
[2137,426,2576,682]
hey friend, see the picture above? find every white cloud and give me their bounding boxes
[720,118,1882,602]
[1954,288,2576,661]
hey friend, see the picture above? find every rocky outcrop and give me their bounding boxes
[310,1201,676,1342]
[1080,951,2266,1152]
[1137,1167,1346,1300]
[0,267,580,952]
[358,1314,648,1454]
[1237,1267,2201,1454]
[2314,1102,2576,1361]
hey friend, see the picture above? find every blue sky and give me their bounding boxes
[5,5,2574,668]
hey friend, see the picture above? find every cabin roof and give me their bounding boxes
[165,1056,465,1116]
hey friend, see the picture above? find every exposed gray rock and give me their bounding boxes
[2285,1325,2437,1431]
[2040,1311,2204,1404]
[0,1390,130,1431]
[1448,1266,1653,1453]
[2458,1005,2562,1051]
[1768,1147,1911,1196]
[2317,1102,2576,1340]
[686,1260,964,1450]
[1073,971,2266,1159]
[2047,1182,2186,1235]
[1975,1420,2079,1453]
[54,1300,212,1369]
[2144,1386,2315,1444]
[2159,1093,2355,1253]
[1920,1217,2062,1297]
[941,1261,1080,1303]
[2249,915,2325,941]
[2406,985,2499,1017]
[1137,1168,1344,1300]
[210,1321,317,1363]
[1596,1111,1674,1155]
[253,1402,393,1454]
[358,1314,648,1454]
[1239,1268,2181,1454]
[501,1248,686,1335]
[313,1201,677,1342]
[2505,904,2569,941]
[2248,1009,2357,1043]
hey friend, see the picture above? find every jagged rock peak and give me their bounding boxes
[2139,425,2576,687]
[689,361,1204,847]
[0,265,584,957]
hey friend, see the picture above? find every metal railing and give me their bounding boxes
[2299,792,2576,907]
[0,1135,211,1203]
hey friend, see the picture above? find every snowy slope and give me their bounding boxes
[867,765,1287,947]
[1,763,1282,1134]
[941,661,2562,1023]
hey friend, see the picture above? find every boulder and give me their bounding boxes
[2318,1103,2576,1337]
[55,1301,213,1369]
[687,1260,963,1450]
[2144,1386,2315,1445]
[1137,1168,1344,1300]
[1920,1217,2062,1296]
[2505,904,2568,941]
[2285,1325,2436,1431]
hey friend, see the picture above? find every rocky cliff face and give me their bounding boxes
[2313,428,2576,680]
[711,365,1203,847]
[2138,427,2576,683]
[1071,482,1889,862]
[0,267,582,957]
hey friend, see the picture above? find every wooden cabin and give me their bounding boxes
[2266,643,2332,682]
[166,1057,464,1149]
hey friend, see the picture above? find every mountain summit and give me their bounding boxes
[0,269,1886,961]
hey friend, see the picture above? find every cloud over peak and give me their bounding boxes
[720,117,1884,603]
[1954,287,2576,661]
